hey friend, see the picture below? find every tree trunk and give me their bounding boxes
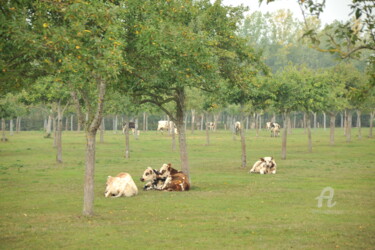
[83,131,96,216]
[306,112,312,153]
[191,109,195,134]
[313,112,317,129]
[356,110,362,139]
[287,114,292,134]
[16,117,20,133]
[281,112,289,160]
[213,113,219,132]
[143,112,147,131]
[65,116,68,131]
[340,112,344,128]
[46,115,52,137]
[1,118,7,141]
[171,123,176,151]
[175,88,189,181]
[82,79,106,217]
[125,116,130,159]
[329,112,335,145]
[71,115,74,131]
[10,119,14,136]
[205,121,210,146]
[303,113,306,134]
[53,116,57,148]
[323,112,326,131]
[100,117,104,143]
[200,114,204,131]
[134,118,139,140]
[240,120,246,168]
[344,110,347,136]
[56,101,63,163]
[369,109,374,138]
[346,110,352,142]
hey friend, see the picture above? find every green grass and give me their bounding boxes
[0,128,374,249]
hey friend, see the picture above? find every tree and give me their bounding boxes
[0,94,19,141]
[25,0,126,216]
[271,66,306,159]
[121,0,251,179]
[295,66,329,152]
[20,78,71,162]
[259,0,375,60]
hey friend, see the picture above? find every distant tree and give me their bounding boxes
[271,66,306,159]
[0,94,19,141]
[259,0,375,60]
[21,78,71,163]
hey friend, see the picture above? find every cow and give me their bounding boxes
[157,120,178,134]
[207,122,215,131]
[269,122,281,137]
[158,163,190,191]
[249,157,277,174]
[140,167,166,190]
[266,122,272,130]
[235,121,241,135]
[105,172,138,198]
[122,122,136,134]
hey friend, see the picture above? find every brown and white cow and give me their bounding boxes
[105,172,138,198]
[269,122,280,137]
[249,157,277,174]
[158,163,190,191]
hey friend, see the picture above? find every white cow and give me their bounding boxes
[235,121,241,135]
[105,172,138,198]
[157,120,178,134]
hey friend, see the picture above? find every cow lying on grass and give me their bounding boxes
[105,172,138,198]
[140,164,190,191]
[249,157,277,174]
[140,167,166,190]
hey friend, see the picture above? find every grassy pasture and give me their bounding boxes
[0,128,374,249]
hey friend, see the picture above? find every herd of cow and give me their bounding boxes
[123,120,281,137]
[105,120,281,198]
[104,158,277,198]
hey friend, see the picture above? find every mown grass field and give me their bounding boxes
[0,128,374,249]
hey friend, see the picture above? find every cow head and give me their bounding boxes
[159,163,181,178]
[140,167,158,182]
[260,157,276,173]
[105,176,114,196]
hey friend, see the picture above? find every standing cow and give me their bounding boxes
[269,122,281,137]
[157,120,178,134]
[122,122,136,134]
[235,121,241,135]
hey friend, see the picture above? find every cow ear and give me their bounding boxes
[168,163,172,167]
[260,158,265,162]
[270,156,273,160]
